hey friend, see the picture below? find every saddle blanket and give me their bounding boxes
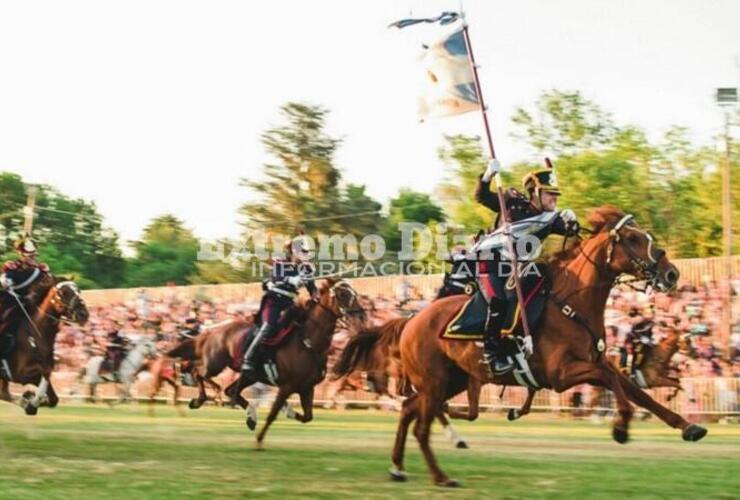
[231,323,296,384]
[441,273,548,341]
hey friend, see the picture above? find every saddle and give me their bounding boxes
[231,322,297,376]
[442,268,549,341]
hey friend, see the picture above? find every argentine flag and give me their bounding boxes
[390,12,480,120]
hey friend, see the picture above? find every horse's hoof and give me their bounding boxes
[455,441,469,449]
[682,424,708,442]
[188,399,202,410]
[612,426,629,444]
[436,478,461,488]
[246,416,257,431]
[507,409,520,421]
[24,404,38,416]
[389,467,407,482]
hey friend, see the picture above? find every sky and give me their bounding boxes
[0,0,738,245]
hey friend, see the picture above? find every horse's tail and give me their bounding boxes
[332,317,409,379]
[166,339,196,360]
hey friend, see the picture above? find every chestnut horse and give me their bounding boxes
[187,278,365,447]
[390,206,707,486]
[0,274,89,415]
[332,316,481,449]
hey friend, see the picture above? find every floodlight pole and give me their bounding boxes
[717,88,736,357]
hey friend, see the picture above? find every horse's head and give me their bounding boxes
[47,277,89,325]
[315,278,366,327]
[588,206,679,292]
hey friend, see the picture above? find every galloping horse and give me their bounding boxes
[81,337,158,403]
[149,323,233,415]
[589,326,695,411]
[168,319,253,411]
[387,206,706,486]
[218,278,364,446]
[0,274,88,415]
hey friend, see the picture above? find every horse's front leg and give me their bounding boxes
[44,375,59,408]
[550,360,634,443]
[508,387,537,421]
[292,388,314,423]
[23,376,49,416]
[256,387,291,447]
[615,368,706,441]
[0,379,12,402]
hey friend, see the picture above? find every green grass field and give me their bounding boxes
[0,403,738,499]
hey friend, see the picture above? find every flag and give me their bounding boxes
[416,25,479,120]
[388,11,460,29]
[390,12,479,120]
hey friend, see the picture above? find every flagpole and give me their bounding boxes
[460,16,534,348]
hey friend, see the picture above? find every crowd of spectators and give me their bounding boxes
[55,279,739,380]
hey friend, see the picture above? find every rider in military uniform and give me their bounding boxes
[104,323,128,379]
[437,244,476,299]
[0,235,50,375]
[474,159,579,373]
[624,319,655,374]
[178,315,202,342]
[237,236,318,381]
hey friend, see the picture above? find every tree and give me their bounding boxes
[125,215,199,287]
[511,90,617,157]
[382,189,445,253]
[240,102,343,235]
[336,184,384,238]
[0,173,125,288]
[436,135,493,233]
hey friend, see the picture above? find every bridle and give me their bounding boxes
[605,215,663,283]
[573,214,664,290]
[314,280,364,320]
[47,281,86,323]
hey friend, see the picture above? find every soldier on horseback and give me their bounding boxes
[474,160,579,373]
[238,236,318,381]
[623,318,655,375]
[0,235,50,378]
[102,321,128,380]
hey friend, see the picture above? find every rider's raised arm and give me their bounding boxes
[474,175,501,213]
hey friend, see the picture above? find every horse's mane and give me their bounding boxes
[549,205,627,266]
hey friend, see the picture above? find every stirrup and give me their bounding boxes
[493,358,515,375]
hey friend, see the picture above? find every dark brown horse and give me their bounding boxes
[148,323,233,416]
[385,206,705,486]
[588,326,695,412]
[188,278,365,447]
[333,317,481,449]
[0,274,89,415]
[166,318,253,411]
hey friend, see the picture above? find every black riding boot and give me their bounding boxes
[483,299,514,374]
[241,323,275,379]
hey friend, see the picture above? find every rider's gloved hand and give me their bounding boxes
[482,158,501,182]
[0,275,13,289]
[560,208,577,223]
